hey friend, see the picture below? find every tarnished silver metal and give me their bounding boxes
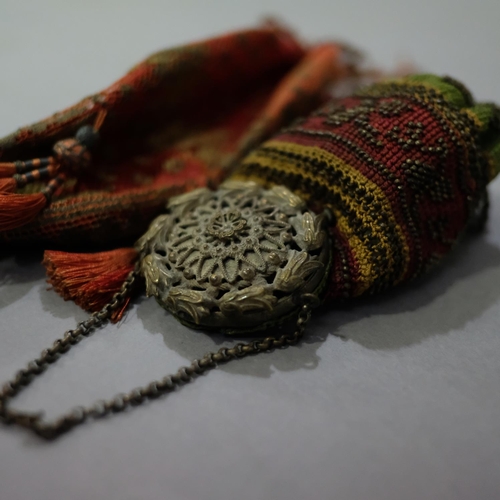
[136,180,331,332]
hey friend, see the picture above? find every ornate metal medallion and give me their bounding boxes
[136,181,331,333]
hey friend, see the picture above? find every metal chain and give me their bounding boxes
[0,268,315,440]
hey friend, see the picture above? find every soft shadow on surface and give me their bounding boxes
[0,249,88,322]
[326,235,500,350]
[3,232,500,379]
[0,251,45,309]
[38,283,88,322]
[137,234,500,377]
[136,296,318,379]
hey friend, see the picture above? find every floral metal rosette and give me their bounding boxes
[136,181,331,332]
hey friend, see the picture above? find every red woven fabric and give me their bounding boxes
[0,25,357,248]
[233,75,500,299]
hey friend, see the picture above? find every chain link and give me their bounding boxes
[0,268,315,440]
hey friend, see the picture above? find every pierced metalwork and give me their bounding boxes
[136,180,331,332]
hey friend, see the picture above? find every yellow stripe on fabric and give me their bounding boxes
[464,109,484,130]
[234,141,411,293]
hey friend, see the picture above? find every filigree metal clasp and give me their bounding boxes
[136,181,332,333]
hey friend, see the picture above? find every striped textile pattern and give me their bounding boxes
[232,75,500,299]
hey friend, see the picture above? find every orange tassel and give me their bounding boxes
[0,178,17,193]
[43,248,139,322]
[0,192,47,231]
[0,163,16,178]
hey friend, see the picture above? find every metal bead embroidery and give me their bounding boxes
[136,181,331,333]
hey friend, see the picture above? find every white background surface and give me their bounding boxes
[1,1,500,499]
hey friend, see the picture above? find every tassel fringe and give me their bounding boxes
[43,247,139,322]
[0,178,17,193]
[0,163,16,178]
[0,192,47,231]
